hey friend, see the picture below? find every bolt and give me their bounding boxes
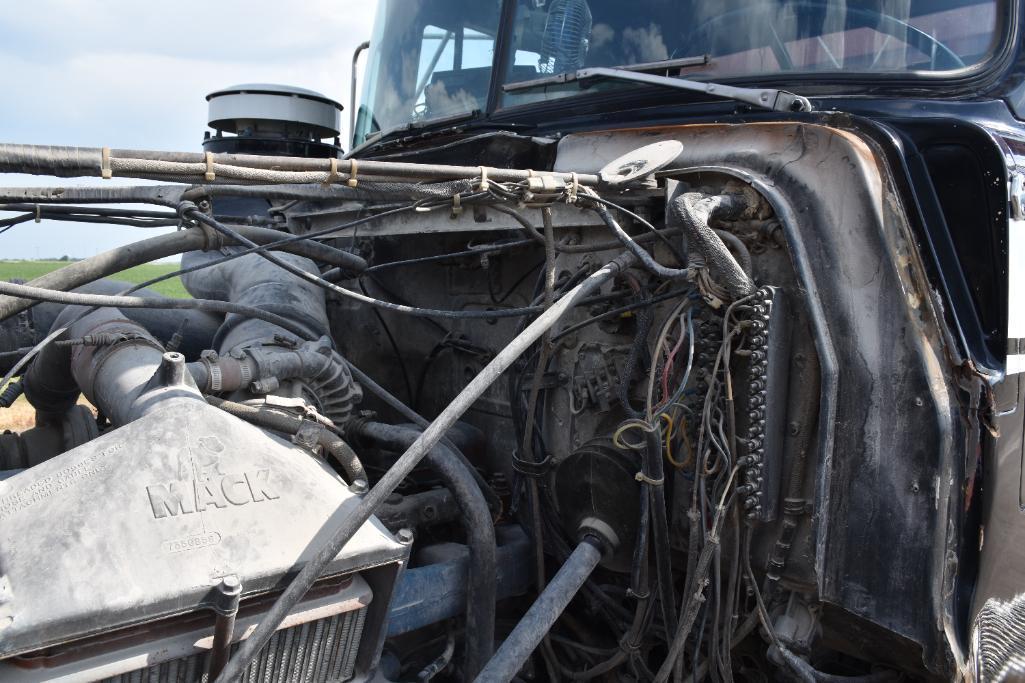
[396,528,415,545]
[349,479,369,495]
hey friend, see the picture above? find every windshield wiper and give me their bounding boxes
[504,66,812,113]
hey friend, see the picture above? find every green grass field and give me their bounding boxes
[0,260,188,298]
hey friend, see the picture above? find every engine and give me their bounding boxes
[0,109,967,681]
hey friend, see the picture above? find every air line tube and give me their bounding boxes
[474,538,604,683]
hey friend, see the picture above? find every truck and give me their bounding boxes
[0,0,1023,680]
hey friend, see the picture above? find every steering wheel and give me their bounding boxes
[677,2,966,72]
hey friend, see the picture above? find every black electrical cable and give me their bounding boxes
[358,278,416,407]
[365,237,536,273]
[188,207,558,320]
[579,193,687,265]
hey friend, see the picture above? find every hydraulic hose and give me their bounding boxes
[346,420,496,679]
[213,251,637,683]
[474,537,604,683]
[206,396,367,486]
[0,224,367,322]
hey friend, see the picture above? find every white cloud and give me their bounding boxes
[0,0,379,258]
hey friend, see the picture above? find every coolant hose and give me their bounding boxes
[0,224,367,322]
[206,396,366,486]
[475,537,604,682]
[346,420,496,679]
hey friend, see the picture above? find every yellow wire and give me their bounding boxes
[612,419,651,451]
[660,412,688,469]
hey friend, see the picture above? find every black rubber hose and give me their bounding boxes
[207,396,367,485]
[344,361,501,515]
[347,421,496,679]
[474,537,604,682]
[0,224,367,322]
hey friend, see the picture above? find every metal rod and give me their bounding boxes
[209,576,242,680]
[350,41,370,147]
[474,538,603,682]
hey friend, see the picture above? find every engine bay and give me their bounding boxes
[0,120,968,682]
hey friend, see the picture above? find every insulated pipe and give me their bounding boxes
[346,420,496,679]
[0,143,602,186]
[213,252,637,683]
[666,182,757,300]
[0,225,367,322]
[474,538,604,683]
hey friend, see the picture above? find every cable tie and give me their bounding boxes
[635,471,664,486]
[204,152,216,181]
[100,147,112,179]
[478,166,490,192]
[347,158,359,188]
[567,172,580,204]
[34,204,40,223]
[618,635,642,654]
[322,157,340,187]
[451,193,463,215]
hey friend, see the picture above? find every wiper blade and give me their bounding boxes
[503,66,812,113]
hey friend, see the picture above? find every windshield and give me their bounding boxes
[354,0,502,145]
[355,0,1002,146]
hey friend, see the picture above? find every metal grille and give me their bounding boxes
[973,594,1025,682]
[102,607,367,683]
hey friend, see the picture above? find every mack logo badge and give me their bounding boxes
[146,469,279,518]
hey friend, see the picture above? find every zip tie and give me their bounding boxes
[204,152,216,181]
[567,172,580,204]
[323,157,340,187]
[34,204,41,223]
[479,166,490,192]
[347,159,359,188]
[100,147,112,179]
[451,193,463,215]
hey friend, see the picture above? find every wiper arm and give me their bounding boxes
[504,66,812,113]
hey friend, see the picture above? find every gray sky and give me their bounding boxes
[0,0,379,259]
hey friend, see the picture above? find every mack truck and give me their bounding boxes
[0,0,1024,680]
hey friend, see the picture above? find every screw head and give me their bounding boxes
[349,479,369,495]
[396,528,414,545]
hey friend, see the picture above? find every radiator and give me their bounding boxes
[102,606,367,683]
